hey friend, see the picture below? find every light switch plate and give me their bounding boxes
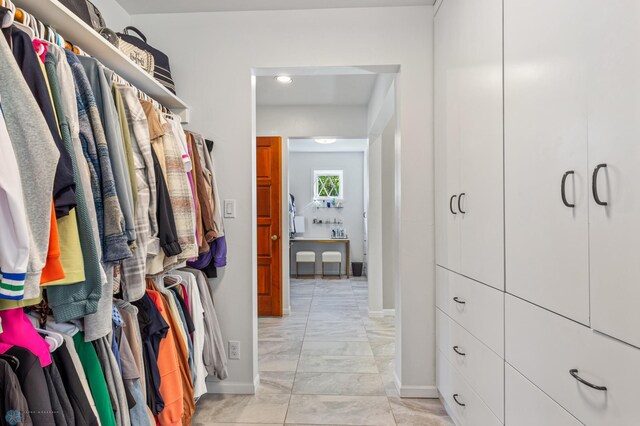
[224,199,236,218]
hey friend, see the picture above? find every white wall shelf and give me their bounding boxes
[12,0,190,123]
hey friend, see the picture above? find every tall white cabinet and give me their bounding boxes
[586,0,640,350]
[504,0,591,325]
[435,0,504,424]
[505,0,640,349]
[434,0,504,291]
[435,0,640,424]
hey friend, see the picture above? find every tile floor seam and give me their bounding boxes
[285,278,314,424]
[194,278,452,425]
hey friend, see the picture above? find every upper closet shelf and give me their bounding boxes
[13,0,191,123]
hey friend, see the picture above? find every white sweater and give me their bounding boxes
[0,109,30,299]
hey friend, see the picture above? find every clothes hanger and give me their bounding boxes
[37,327,64,349]
[0,353,20,371]
[164,274,184,290]
[0,1,14,29]
[39,333,58,352]
[36,19,44,39]
[24,10,40,40]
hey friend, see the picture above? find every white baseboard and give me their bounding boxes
[399,384,439,398]
[283,306,291,315]
[394,371,439,398]
[205,376,257,395]
[369,309,395,318]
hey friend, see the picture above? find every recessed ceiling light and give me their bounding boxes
[275,75,293,84]
[315,138,337,145]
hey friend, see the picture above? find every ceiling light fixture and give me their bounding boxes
[315,138,337,145]
[275,75,293,84]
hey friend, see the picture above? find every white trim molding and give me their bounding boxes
[369,308,396,318]
[394,371,439,398]
[206,376,258,395]
[368,310,385,318]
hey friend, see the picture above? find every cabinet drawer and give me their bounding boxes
[506,295,640,425]
[437,309,504,422]
[505,364,583,426]
[437,350,503,426]
[436,266,504,355]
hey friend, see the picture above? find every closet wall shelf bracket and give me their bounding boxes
[13,0,191,123]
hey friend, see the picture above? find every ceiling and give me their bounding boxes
[116,0,433,15]
[289,138,368,152]
[257,74,377,106]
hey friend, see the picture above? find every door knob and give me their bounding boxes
[271,235,278,241]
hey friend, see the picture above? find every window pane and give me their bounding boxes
[314,170,343,199]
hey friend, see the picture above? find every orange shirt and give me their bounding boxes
[146,287,183,426]
[40,202,64,284]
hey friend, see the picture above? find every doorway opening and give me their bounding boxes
[254,66,400,398]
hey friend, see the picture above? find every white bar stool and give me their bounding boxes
[295,251,316,278]
[322,251,342,278]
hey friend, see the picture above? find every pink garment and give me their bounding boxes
[179,283,190,314]
[0,342,13,354]
[32,39,48,63]
[0,309,52,367]
[186,141,199,252]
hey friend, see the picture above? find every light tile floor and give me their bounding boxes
[193,277,454,426]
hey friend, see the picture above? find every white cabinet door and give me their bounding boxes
[587,0,640,349]
[437,309,504,422]
[436,267,504,356]
[435,0,462,273]
[435,0,504,289]
[457,0,504,290]
[437,350,503,426]
[504,0,590,324]
[506,295,640,426]
[505,364,583,426]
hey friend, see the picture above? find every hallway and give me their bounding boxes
[193,278,453,425]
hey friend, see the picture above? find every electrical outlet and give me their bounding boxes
[229,341,240,360]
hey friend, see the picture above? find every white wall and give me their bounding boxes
[257,105,368,138]
[133,5,435,396]
[367,76,396,317]
[381,114,396,310]
[367,135,384,314]
[91,0,131,30]
[289,152,365,274]
[257,104,368,314]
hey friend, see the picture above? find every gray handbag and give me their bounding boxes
[99,27,155,76]
[59,0,105,30]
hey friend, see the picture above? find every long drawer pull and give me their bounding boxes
[458,193,466,214]
[453,393,466,407]
[591,163,608,206]
[453,346,466,356]
[453,297,466,305]
[450,195,458,214]
[569,369,607,391]
[561,171,575,208]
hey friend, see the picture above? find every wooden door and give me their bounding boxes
[587,0,640,348]
[257,137,282,317]
[456,0,504,290]
[434,0,462,273]
[504,0,590,323]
